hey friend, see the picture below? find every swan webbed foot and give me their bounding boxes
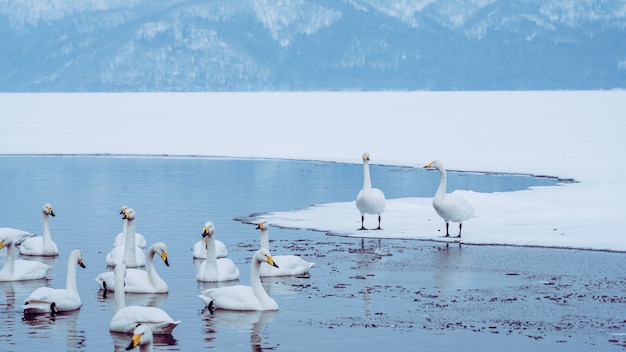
[374,226,382,230]
[357,226,367,231]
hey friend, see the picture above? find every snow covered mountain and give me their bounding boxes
[1,0,624,91]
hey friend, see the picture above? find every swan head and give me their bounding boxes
[126,324,153,351]
[71,249,86,268]
[255,248,279,268]
[424,160,443,170]
[0,238,8,249]
[362,152,370,162]
[256,220,269,231]
[120,205,128,215]
[201,222,215,238]
[152,242,169,267]
[42,203,55,217]
[123,208,136,221]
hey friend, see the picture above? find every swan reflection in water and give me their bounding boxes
[21,309,86,350]
[202,310,277,351]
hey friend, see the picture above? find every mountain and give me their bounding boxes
[1,0,624,91]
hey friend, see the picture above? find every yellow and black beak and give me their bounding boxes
[266,255,279,269]
[161,251,170,267]
[424,162,433,169]
[126,331,142,350]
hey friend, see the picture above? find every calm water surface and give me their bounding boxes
[0,156,624,351]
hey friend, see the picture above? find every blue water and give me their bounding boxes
[1,155,623,351]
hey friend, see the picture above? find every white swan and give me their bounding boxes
[125,323,154,351]
[256,220,314,277]
[96,242,170,293]
[19,203,59,256]
[196,222,239,282]
[109,263,180,334]
[106,208,145,267]
[356,152,386,230]
[113,205,146,248]
[198,248,279,312]
[22,249,86,314]
[0,235,52,281]
[192,221,227,259]
[424,160,476,238]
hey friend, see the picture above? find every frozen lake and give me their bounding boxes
[0,155,624,351]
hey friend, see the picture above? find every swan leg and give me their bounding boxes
[358,215,367,231]
[455,223,462,238]
[375,215,382,230]
[207,301,215,314]
[50,302,57,317]
[444,222,450,237]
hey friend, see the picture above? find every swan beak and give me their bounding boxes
[256,221,265,230]
[0,241,4,250]
[267,255,279,268]
[424,162,433,169]
[78,259,86,268]
[126,332,141,350]
[202,226,210,237]
[161,251,170,266]
[49,209,55,217]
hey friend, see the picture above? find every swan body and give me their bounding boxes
[256,220,314,277]
[113,206,146,248]
[109,263,180,335]
[19,203,59,256]
[125,324,154,351]
[199,248,279,311]
[356,153,386,230]
[96,242,170,293]
[22,249,86,314]
[192,238,227,259]
[196,222,239,282]
[424,160,476,238]
[0,236,52,281]
[106,208,145,267]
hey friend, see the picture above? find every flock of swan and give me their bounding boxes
[0,154,473,350]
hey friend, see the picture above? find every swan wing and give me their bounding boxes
[356,188,386,215]
[113,232,147,248]
[193,239,227,259]
[19,237,58,256]
[435,192,476,222]
[259,255,314,277]
[9,260,52,281]
[110,306,180,334]
[200,285,262,311]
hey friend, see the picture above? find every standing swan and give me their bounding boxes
[113,205,146,248]
[198,248,279,312]
[96,242,170,293]
[125,324,154,351]
[106,208,145,267]
[256,220,314,277]
[19,203,59,256]
[356,153,386,230]
[22,249,86,314]
[424,160,476,238]
[0,235,52,281]
[109,263,180,334]
[196,222,239,282]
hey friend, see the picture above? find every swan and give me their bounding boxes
[196,222,239,282]
[22,249,86,314]
[192,221,227,259]
[106,208,145,267]
[19,203,59,256]
[0,235,52,281]
[198,248,279,312]
[125,323,154,351]
[256,220,314,277]
[109,263,180,334]
[96,242,170,293]
[355,152,386,230]
[424,160,476,238]
[113,205,146,248]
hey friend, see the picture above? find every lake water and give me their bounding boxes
[0,155,624,351]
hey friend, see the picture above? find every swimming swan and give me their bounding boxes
[109,263,180,334]
[106,208,145,267]
[424,160,476,238]
[256,220,314,277]
[96,242,170,293]
[355,152,386,230]
[196,222,239,282]
[19,203,59,256]
[198,248,279,312]
[125,323,154,351]
[22,249,86,314]
[192,227,227,259]
[0,235,52,281]
[113,205,146,248]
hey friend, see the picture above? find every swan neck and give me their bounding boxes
[362,161,372,190]
[3,242,15,274]
[202,236,218,279]
[113,267,126,313]
[42,212,51,244]
[260,229,270,251]
[250,258,273,307]
[66,253,80,297]
[124,219,137,267]
[435,167,447,199]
